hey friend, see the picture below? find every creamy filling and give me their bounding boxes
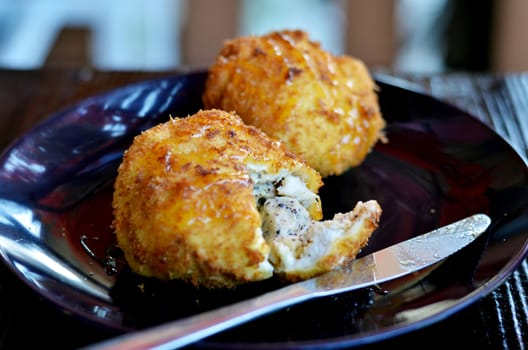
[249,164,321,271]
[249,162,378,277]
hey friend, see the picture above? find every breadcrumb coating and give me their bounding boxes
[203,29,386,177]
[113,109,322,288]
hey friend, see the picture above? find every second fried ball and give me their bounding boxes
[203,29,386,177]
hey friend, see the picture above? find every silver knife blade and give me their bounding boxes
[83,213,491,350]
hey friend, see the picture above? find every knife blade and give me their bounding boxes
[83,213,491,350]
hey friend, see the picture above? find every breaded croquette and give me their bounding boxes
[203,29,386,177]
[113,109,381,288]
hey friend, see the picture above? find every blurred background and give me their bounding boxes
[0,0,526,73]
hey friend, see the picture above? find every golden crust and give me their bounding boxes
[203,29,386,177]
[112,109,322,288]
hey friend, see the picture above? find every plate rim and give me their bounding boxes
[0,70,527,348]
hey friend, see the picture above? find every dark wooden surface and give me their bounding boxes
[0,68,526,349]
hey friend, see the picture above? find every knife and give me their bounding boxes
[83,213,491,350]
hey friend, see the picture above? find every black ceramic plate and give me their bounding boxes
[0,71,527,349]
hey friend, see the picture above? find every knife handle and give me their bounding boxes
[82,282,314,350]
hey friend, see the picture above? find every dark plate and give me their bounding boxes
[0,71,527,349]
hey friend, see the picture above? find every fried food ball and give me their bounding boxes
[203,29,386,177]
[113,109,381,288]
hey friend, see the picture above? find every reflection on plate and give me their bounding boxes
[0,71,527,349]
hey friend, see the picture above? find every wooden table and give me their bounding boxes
[0,68,526,349]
